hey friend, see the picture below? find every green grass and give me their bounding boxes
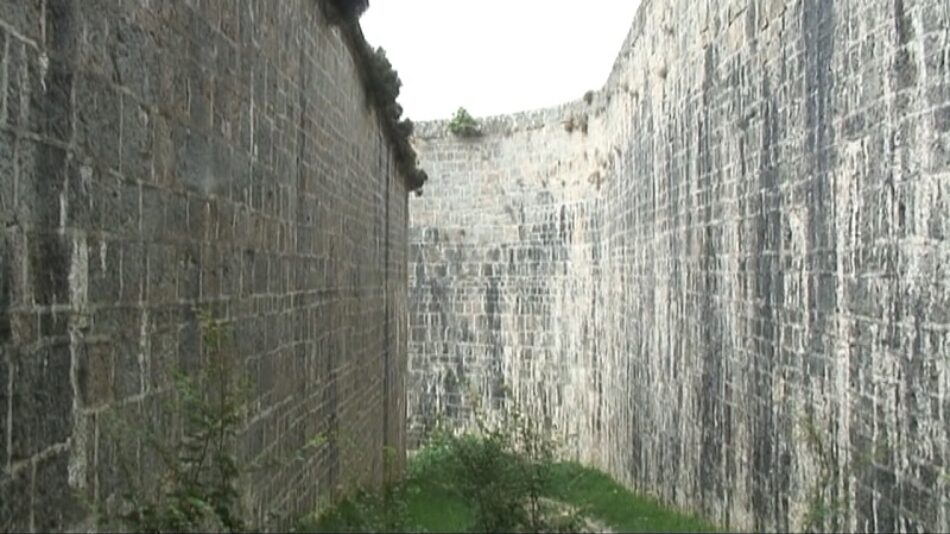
[401,475,475,531]
[297,457,722,533]
[547,462,721,532]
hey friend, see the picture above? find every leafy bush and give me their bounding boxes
[563,115,588,135]
[408,408,584,533]
[433,432,527,532]
[303,486,410,533]
[448,107,482,138]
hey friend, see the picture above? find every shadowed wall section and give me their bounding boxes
[409,0,950,531]
[0,1,410,531]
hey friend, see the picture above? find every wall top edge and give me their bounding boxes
[412,0,655,140]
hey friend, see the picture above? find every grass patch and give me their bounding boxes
[547,462,721,532]
[401,474,476,531]
[297,441,723,533]
[303,474,475,533]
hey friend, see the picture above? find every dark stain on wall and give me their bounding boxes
[696,42,723,517]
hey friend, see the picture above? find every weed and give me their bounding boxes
[407,398,587,533]
[565,115,589,135]
[448,107,482,138]
[326,0,369,20]
[301,436,722,533]
[800,412,845,533]
[563,116,577,133]
[98,309,248,533]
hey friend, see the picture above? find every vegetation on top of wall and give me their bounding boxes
[327,0,369,19]
[448,107,482,138]
[563,115,588,135]
[320,0,428,190]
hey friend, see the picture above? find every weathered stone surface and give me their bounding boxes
[410,0,950,531]
[409,106,608,464]
[0,1,411,531]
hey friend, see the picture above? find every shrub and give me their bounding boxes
[327,0,369,20]
[448,107,482,138]
[306,486,410,533]
[563,116,576,133]
[583,90,594,105]
[410,406,585,533]
[99,310,248,533]
[564,115,588,135]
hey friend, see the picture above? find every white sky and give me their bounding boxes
[361,1,643,121]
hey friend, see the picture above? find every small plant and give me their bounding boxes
[410,394,587,533]
[296,442,412,533]
[448,107,482,138]
[800,412,846,533]
[564,115,589,135]
[578,115,589,134]
[583,90,594,105]
[327,0,369,20]
[563,116,577,133]
[99,309,249,533]
[303,421,720,533]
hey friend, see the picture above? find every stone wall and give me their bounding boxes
[409,107,607,460]
[409,0,950,531]
[0,1,411,531]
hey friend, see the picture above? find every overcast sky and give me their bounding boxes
[361,1,643,121]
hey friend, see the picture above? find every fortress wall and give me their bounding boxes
[409,106,608,460]
[410,0,950,531]
[0,1,411,530]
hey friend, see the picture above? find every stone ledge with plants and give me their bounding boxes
[448,107,483,138]
[321,0,428,191]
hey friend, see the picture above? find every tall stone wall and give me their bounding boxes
[0,1,410,531]
[409,107,607,458]
[409,0,950,531]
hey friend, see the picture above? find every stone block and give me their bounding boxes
[120,99,153,181]
[0,465,32,532]
[77,341,114,408]
[145,243,175,305]
[176,242,201,301]
[0,132,15,226]
[113,337,143,400]
[75,72,120,172]
[33,450,84,531]
[27,231,71,306]
[9,341,72,461]
[0,354,6,467]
